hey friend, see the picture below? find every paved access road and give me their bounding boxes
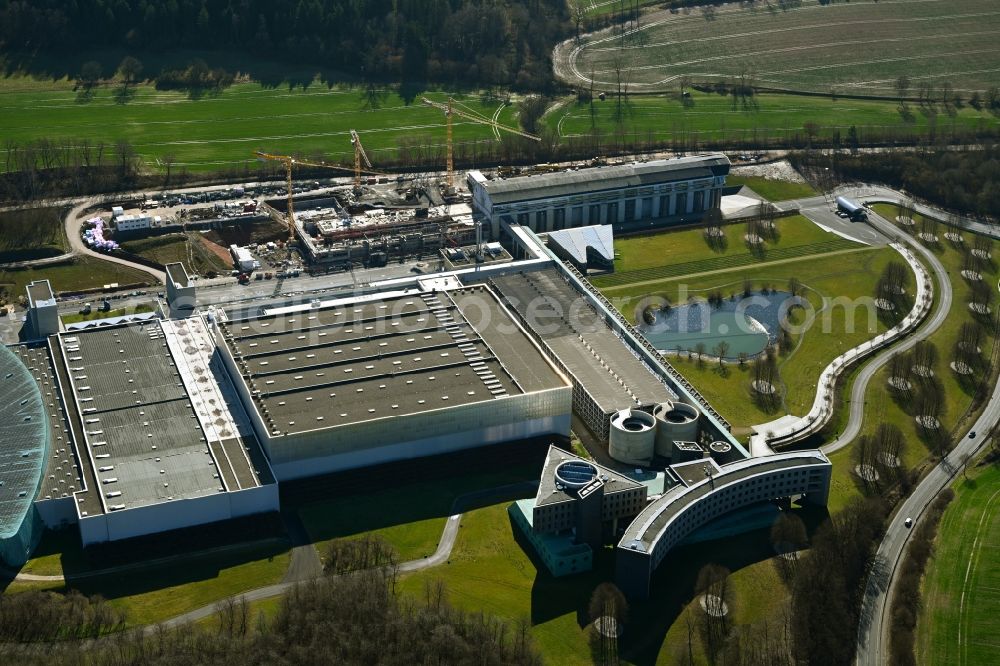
[856,397,996,665]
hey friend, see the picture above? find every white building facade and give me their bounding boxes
[468,154,731,239]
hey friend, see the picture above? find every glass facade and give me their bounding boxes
[0,345,50,567]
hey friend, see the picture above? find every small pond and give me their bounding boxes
[637,290,793,358]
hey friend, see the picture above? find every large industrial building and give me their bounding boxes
[0,313,279,564]
[215,284,573,479]
[3,165,832,601]
[468,154,731,239]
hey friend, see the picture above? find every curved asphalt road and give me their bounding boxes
[820,194,953,455]
[63,198,166,284]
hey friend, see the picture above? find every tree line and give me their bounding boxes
[793,146,1000,218]
[0,0,567,90]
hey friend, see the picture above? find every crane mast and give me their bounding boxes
[350,129,372,190]
[420,97,541,190]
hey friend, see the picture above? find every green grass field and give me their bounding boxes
[399,502,599,666]
[820,204,998,512]
[400,500,808,665]
[296,465,537,564]
[0,257,153,302]
[553,89,1000,148]
[595,216,859,289]
[0,206,69,262]
[14,536,291,627]
[566,0,1000,95]
[917,462,1000,666]
[0,78,520,173]
[726,176,816,203]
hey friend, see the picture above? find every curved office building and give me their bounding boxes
[616,451,832,599]
[0,344,49,567]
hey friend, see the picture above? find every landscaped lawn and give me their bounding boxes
[68,540,291,627]
[726,176,816,203]
[11,537,290,628]
[400,500,809,666]
[594,214,857,288]
[916,462,1000,666]
[600,221,902,435]
[0,257,153,300]
[296,466,538,564]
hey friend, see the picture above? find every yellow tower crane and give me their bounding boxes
[420,97,541,190]
[255,150,383,254]
[350,129,372,190]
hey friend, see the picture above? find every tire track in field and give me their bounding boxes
[958,487,1000,665]
[1,105,425,132]
[840,66,1000,89]
[589,35,998,77]
[587,11,1000,53]
[561,0,979,88]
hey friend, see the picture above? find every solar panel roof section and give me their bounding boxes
[59,323,226,511]
[480,155,730,205]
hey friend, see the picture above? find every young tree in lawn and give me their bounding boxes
[696,564,733,658]
[117,56,144,88]
[714,340,730,368]
[589,582,628,665]
[78,61,102,91]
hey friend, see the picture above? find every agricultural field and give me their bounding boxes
[916,461,1000,666]
[0,77,519,174]
[561,0,1000,95]
[0,206,69,262]
[551,89,1000,148]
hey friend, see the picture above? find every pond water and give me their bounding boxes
[637,290,793,359]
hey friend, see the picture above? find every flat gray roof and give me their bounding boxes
[621,453,831,551]
[492,269,676,413]
[27,280,55,306]
[221,287,567,436]
[479,155,730,205]
[59,323,229,510]
[165,262,189,287]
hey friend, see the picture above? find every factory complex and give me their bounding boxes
[1,154,830,600]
